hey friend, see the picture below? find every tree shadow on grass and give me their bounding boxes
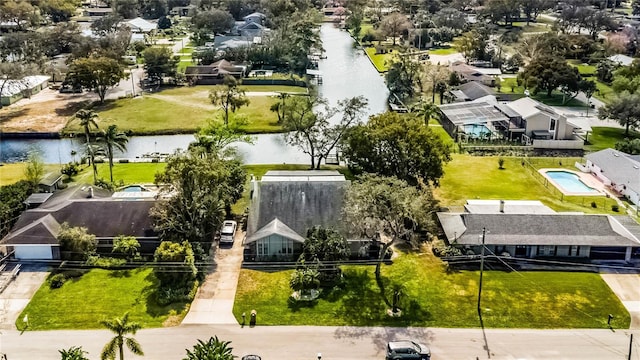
[0,108,28,124]
[55,100,93,117]
[108,269,132,278]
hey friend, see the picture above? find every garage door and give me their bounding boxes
[14,246,53,260]
[590,246,626,260]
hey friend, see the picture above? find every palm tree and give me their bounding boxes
[414,100,439,125]
[99,125,129,183]
[100,313,143,360]
[75,110,100,183]
[184,336,234,360]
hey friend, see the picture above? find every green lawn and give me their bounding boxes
[0,164,62,186]
[233,249,629,328]
[74,162,167,185]
[568,60,596,76]
[586,126,640,152]
[63,86,306,135]
[19,268,189,330]
[434,155,619,213]
[364,47,394,72]
[428,46,458,55]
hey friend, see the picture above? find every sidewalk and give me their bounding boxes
[181,231,245,325]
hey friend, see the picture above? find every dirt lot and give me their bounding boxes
[0,88,97,133]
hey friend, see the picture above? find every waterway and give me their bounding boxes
[0,23,389,164]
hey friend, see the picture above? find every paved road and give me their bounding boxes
[2,325,639,359]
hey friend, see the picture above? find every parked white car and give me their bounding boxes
[220,220,237,244]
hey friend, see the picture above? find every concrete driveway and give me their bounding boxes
[601,273,640,329]
[0,264,48,330]
[181,231,245,325]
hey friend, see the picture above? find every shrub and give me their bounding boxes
[431,238,462,257]
[612,204,619,212]
[156,281,198,305]
[49,273,67,289]
[591,201,597,208]
[60,162,80,178]
[85,255,127,269]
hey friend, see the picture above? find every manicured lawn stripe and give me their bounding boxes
[19,268,189,330]
[233,250,629,328]
[586,127,640,152]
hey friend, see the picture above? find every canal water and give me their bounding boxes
[0,23,389,165]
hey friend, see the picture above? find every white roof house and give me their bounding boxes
[1,75,50,97]
[608,54,634,66]
[126,17,157,33]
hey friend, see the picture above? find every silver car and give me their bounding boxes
[386,340,431,360]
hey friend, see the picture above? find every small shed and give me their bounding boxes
[38,173,64,193]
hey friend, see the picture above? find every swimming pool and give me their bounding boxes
[122,186,144,192]
[463,124,491,138]
[544,171,599,194]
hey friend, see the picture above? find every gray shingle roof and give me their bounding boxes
[246,173,349,240]
[585,148,640,194]
[1,189,157,246]
[456,81,495,101]
[438,213,640,247]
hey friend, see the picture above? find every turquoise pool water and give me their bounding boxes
[545,171,599,194]
[463,124,491,137]
[123,186,143,192]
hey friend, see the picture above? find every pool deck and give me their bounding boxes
[538,168,609,197]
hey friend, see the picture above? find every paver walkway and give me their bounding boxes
[181,231,245,325]
[601,273,640,329]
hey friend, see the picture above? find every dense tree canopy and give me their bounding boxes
[519,55,581,97]
[66,56,126,103]
[143,46,179,84]
[341,112,451,186]
[598,91,640,136]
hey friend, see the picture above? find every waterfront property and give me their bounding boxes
[244,170,353,261]
[0,185,158,260]
[437,200,640,261]
[584,148,640,207]
[0,75,50,106]
[438,96,588,150]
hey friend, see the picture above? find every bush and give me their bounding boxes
[591,201,597,208]
[49,273,67,289]
[156,281,198,305]
[612,204,619,212]
[85,255,127,269]
[431,238,462,257]
[61,162,80,178]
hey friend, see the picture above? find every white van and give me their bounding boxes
[220,220,237,244]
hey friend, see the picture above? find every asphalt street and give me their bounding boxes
[2,325,639,360]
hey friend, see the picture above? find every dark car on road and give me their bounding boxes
[386,340,431,360]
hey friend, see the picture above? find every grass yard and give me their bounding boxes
[233,249,629,328]
[63,85,306,135]
[428,46,458,55]
[74,162,167,185]
[19,268,189,330]
[586,126,640,152]
[364,47,394,72]
[0,163,62,186]
[497,79,586,107]
[434,155,620,214]
[568,60,596,76]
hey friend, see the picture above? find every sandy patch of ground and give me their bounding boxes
[0,88,97,133]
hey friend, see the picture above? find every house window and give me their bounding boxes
[549,119,556,131]
[570,245,580,257]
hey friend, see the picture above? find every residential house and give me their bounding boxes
[0,185,158,260]
[82,7,113,17]
[584,148,640,206]
[184,59,250,85]
[243,12,266,25]
[126,17,157,33]
[244,170,351,261]
[169,5,196,16]
[449,81,496,102]
[608,54,634,66]
[450,61,502,87]
[1,75,50,106]
[438,96,588,150]
[437,200,640,262]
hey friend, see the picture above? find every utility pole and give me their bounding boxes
[477,227,486,314]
